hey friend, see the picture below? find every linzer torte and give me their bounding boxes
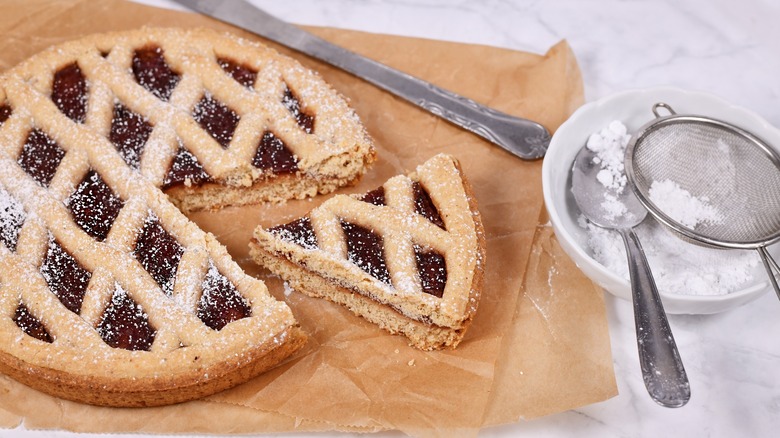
[250,154,486,350]
[0,26,378,406]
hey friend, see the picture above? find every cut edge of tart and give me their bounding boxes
[250,154,486,350]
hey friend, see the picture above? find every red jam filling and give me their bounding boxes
[109,103,153,169]
[132,46,180,101]
[193,94,239,149]
[269,216,318,250]
[360,187,386,206]
[0,104,13,125]
[196,262,252,330]
[218,57,257,88]
[162,145,212,189]
[41,237,92,314]
[412,182,445,229]
[133,216,183,296]
[414,246,447,298]
[52,63,88,123]
[252,131,299,173]
[66,170,124,241]
[18,129,65,187]
[341,221,391,285]
[97,286,156,351]
[14,303,53,343]
[281,86,314,134]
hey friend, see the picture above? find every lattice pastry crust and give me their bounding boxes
[250,154,486,350]
[0,26,382,406]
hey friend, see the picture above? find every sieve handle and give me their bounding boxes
[619,228,691,408]
[756,247,780,302]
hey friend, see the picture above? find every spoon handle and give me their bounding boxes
[619,228,690,408]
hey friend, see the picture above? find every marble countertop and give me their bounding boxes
[13,0,780,437]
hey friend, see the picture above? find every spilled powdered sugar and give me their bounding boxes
[581,121,758,296]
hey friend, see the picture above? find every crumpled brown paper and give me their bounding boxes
[0,0,617,436]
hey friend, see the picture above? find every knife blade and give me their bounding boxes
[172,0,550,160]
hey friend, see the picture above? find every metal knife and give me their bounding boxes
[172,0,550,160]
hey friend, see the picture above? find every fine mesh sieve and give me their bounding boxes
[625,103,780,301]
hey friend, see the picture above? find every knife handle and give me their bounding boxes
[190,0,550,159]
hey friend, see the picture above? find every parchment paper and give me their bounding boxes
[0,1,617,436]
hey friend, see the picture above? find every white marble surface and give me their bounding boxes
[9,0,780,437]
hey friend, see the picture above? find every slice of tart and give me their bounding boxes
[250,154,486,350]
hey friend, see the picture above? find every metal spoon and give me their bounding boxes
[571,144,691,408]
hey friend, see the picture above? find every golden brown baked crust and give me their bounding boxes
[0,26,378,407]
[251,154,486,350]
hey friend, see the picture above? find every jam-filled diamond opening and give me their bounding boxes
[197,262,251,331]
[341,220,392,285]
[41,236,92,315]
[252,131,299,174]
[133,215,183,296]
[162,143,211,189]
[132,46,180,101]
[66,170,124,241]
[109,103,153,169]
[412,182,445,229]
[0,186,26,252]
[269,216,317,250]
[360,186,386,206]
[97,284,156,351]
[282,85,314,134]
[414,245,447,298]
[18,129,65,187]
[0,104,12,126]
[193,93,240,149]
[14,303,53,343]
[218,57,257,88]
[52,62,88,124]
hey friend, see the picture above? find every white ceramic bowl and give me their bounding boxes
[542,87,780,314]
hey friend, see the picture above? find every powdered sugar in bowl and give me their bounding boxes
[542,87,780,314]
